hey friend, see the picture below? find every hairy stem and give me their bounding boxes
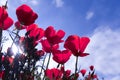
[46,53,51,70]
[75,56,78,74]
[43,53,51,80]
[40,54,47,76]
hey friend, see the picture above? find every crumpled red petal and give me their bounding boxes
[52,50,71,64]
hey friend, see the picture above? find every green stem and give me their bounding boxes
[75,56,78,74]
[46,53,51,70]
[43,53,51,80]
[40,54,47,76]
[0,29,2,49]
[11,30,19,47]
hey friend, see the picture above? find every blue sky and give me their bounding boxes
[1,0,120,80]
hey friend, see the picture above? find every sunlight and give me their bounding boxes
[12,44,22,56]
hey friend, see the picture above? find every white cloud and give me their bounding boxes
[41,26,120,79]
[64,26,120,79]
[20,0,38,5]
[20,0,27,3]
[53,0,64,8]
[82,26,120,79]
[30,0,38,6]
[86,11,94,20]
[0,0,7,6]
[111,76,120,80]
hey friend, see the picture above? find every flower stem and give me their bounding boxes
[0,29,2,48]
[40,54,47,76]
[75,56,78,74]
[43,53,51,80]
[46,53,51,70]
[11,30,19,47]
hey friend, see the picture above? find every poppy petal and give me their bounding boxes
[45,26,56,38]
[64,35,79,55]
[41,39,51,53]
[79,53,89,57]
[16,4,38,25]
[56,29,65,39]
[2,17,13,30]
[0,7,8,21]
[53,50,71,64]
[79,37,90,53]
[15,21,26,30]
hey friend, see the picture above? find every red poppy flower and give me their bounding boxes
[0,71,4,78]
[64,35,90,57]
[60,66,71,78]
[16,4,38,26]
[45,68,62,80]
[26,24,44,41]
[1,56,4,62]
[80,69,86,76]
[41,39,59,53]
[45,26,65,45]
[19,54,25,61]
[0,6,8,21]
[15,21,26,30]
[26,23,38,31]
[0,7,13,30]
[3,56,14,65]
[52,50,71,64]
[93,74,98,79]
[64,70,71,78]
[0,17,13,30]
[87,74,98,79]
[90,65,94,71]
[36,50,44,57]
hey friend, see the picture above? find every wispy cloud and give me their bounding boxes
[84,26,120,79]
[111,76,120,80]
[52,0,64,8]
[65,26,120,79]
[42,26,120,79]
[86,11,94,20]
[20,0,27,3]
[0,0,7,6]
[20,0,38,5]
[29,0,38,6]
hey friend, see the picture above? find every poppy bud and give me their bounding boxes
[90,65,94,71]
[15,21,26,30]
[80,69,86,76]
